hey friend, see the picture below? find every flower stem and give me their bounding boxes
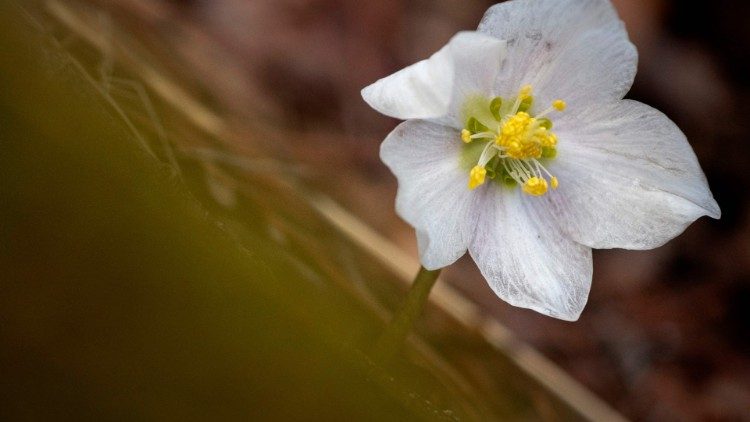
[372,266,442,364]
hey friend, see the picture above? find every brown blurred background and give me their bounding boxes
[46,0,750,420]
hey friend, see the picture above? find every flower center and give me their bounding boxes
[460,85,565,196]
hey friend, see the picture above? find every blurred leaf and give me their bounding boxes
[0,2,602,421]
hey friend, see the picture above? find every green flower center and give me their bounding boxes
[459,85,565,196]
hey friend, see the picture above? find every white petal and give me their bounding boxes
[469,188,593,321]
[478,0,637,108]
[362,32,506,124]
[380,120,479,269]
[546,100,721,250]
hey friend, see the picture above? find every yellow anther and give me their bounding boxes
[519,85,533,100]
[548,132,558,147]
[496,112,542,159]
[469,166,487,190]
[461,93,562,194]
[522,177,548,196]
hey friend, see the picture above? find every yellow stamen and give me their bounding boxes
[519,84,533,100]
[522,177,548,196]
[545,132,558,148]
[469,166,487,190]
[496,112,558,160]
[460,91,565,197]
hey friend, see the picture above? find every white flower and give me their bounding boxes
[362,0,721,321]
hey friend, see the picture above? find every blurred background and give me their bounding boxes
[4,0,750,420]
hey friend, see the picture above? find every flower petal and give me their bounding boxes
[362,31,506,123]
[380,120,479,269]
[478,0,637,107]
[547,100,721,250]
[469,188,593,321]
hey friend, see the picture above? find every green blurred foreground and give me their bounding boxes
[0,2,599,420]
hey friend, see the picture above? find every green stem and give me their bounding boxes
[372,266,442,364]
